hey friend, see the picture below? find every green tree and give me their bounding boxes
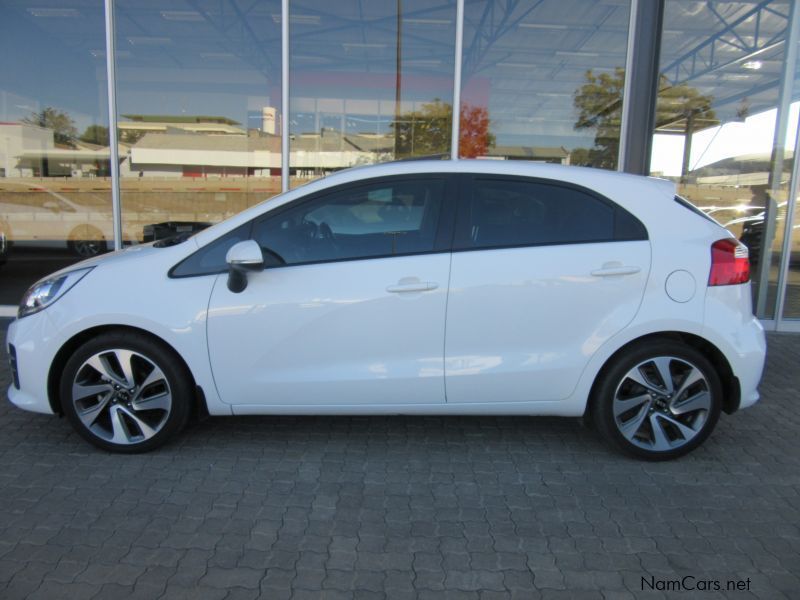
[569,147,594,167]
[392,98,452,158]
[573,68,626,170]
[573,68,717,176]
[390,99,495,159]
[120,129,146,145]
[22,107,78,147]
[80,124,110,146]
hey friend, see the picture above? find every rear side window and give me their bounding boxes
[455,177,646,250]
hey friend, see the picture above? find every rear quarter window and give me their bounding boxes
[456,177,647,250]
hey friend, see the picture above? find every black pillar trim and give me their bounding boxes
[620,0,665,176]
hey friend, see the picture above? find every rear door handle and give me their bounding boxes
[591,265,641,277]
[386,281,439,293]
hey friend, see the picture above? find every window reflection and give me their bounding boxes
[460,0,631,167]
[780,66,800,320]
[114,0,282,243]
[0,0,111,304]
[288,0,457,185]
[649,0,793,319]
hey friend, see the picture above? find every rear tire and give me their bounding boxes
[591,340,722,460]
[60,331,192,453]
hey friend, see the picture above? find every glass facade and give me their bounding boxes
[113,0,283,242]
[460,0,631,166]
[288,0,456,184]
[2,0,800,330]
[649,0,794,319]
[1,1,112,305]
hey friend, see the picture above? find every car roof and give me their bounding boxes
[315,158,667,187]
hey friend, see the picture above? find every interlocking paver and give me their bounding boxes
[1,320,799,598]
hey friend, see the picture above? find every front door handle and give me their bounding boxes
[591,265,641,277]
[386,281,439,293]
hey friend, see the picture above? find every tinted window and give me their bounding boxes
[457,178,644,249]
[171,223,250,277]
[251,179,444,265]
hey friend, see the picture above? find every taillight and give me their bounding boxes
[709,238,750,286]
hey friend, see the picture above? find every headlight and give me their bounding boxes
[18,267,93,319]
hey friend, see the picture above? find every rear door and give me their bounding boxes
[444,175,651,403]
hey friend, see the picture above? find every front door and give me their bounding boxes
[206,175,455,408]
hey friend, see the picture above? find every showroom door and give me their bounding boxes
[206,175,455,408]
[444,175,651,404]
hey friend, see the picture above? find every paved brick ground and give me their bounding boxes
[0,320,798,599]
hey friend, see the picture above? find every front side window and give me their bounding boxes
[251,178,445,265]
[456,178,645,250]
[170,223,251,278]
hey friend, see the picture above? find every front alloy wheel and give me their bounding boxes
[593,341,722,460]
[71,349,173,445]
[61,332,191,452]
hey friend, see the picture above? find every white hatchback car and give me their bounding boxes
[5,161,766,460]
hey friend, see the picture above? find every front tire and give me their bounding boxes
[591,340,722,460]
[60,332,192,453]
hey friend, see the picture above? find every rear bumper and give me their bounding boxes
[703,284,766,411]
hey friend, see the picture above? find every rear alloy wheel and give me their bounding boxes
[61,332,191,452]
[592,341,722,460]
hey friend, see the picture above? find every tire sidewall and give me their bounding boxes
[592,341,723,461]
[60,332,191,453]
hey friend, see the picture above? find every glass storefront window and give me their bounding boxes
[4,0,800,326]
[0,1,111,304]
[650,0,793,319]
[459,0,631,167]
[780,34,800,321]
[113,0,282,244]
[288,0,457,186]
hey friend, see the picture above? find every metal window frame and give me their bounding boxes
[618,0,665,175]
[767,1,800,325]
[104,0,122,251]
[450,0,465,160]
[773,70,800,327]
[617,0,639,172]
[281,0,289,192]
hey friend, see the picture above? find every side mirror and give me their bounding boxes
[225,240,264,293]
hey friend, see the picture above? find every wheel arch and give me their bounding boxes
[586,331,740,417]
[47,324,209,419]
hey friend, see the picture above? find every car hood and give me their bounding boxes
[45,239,199,280]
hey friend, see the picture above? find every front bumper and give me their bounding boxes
[6,314,58,415]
